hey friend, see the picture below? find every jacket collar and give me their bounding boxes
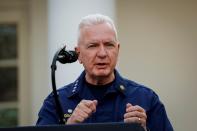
[67,69,128,99]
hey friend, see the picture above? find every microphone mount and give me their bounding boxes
[51,45,78,124]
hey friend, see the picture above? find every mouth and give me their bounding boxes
[95,63,108,69]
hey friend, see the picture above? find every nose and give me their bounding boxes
[97,44,107,58]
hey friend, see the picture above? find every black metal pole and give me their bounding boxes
[51,47,65,124]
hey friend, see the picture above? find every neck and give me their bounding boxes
[85,73,115,85]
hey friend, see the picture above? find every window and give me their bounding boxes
[0,24,18,127]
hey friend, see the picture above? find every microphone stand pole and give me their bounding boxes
[51,47,65,124]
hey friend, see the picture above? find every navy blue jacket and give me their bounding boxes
[37,70,173,131]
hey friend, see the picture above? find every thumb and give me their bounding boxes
[93,100,98,106]
[126,103,133,113]
[91,100,98,113]
[126,103,133,108]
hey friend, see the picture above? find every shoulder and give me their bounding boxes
[47,82,75,100]
[124,78,157,97]
[115,70,159,104]
[122,78,161,109]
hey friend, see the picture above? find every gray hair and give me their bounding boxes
[78,14,118,43]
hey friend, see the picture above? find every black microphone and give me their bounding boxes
[57,49,78,64]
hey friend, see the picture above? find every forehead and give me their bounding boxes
[79,23,116,43]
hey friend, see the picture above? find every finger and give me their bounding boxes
[124,111,147,120]
[78,100,98,114]
[74,115,85,123]
[81,100,97,113]
[67,111,85,124]
[126,103,132,108]
[124,111,147,129]
[126,103,133,113]
[68,103,91,124]
[75,107,89,119]
[81,100,94,106]
[139,117,146,128]
[77,102,93,115]
[126,105,145,113]
[81,100,96,108]
[124,116,140,123]
[93,100,98,105]
[90,100,98,113]
[124,116,146,126]
[134,105,146,112]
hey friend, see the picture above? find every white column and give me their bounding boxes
[48,0,116,88]
[29,0,49,124]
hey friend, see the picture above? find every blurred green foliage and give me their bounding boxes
[0,108,18,127]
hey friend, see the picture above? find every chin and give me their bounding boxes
[94,70,111,77]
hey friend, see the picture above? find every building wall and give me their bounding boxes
[117,1,197,131]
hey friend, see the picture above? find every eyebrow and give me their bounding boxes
[87,39,116,44]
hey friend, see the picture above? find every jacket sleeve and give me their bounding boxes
[146,92,174,131]
[36,94,59,125]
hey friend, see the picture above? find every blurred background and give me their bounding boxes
[0,0,196,130]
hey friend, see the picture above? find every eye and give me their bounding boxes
[105,41,116,47]
[87,43,98,48]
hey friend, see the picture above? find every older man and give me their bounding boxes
[37,14,173,131]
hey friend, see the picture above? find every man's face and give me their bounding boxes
[76,23,120,81]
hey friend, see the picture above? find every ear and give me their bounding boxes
[75,46,79,54]
[118,42,120,49]
[117,42,120,52]
[75,46,82,64]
